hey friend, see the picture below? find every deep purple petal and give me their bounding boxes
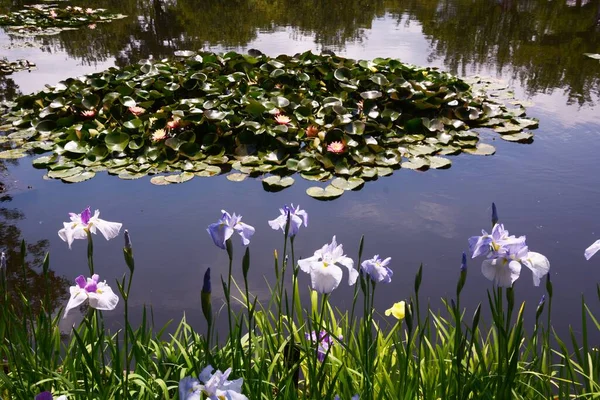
[35,392,53,400]
[75,275,87,288]
[81,206,92,225]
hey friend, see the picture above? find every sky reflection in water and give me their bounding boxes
[1,0,599,335]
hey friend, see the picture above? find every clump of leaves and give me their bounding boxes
[0,58,36,74]
[0,4,127,36]
[0,50,538,199]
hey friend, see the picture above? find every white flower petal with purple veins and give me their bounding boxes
[361,255,393,283]
[64,274,119,317]
[585,239,600,260]
[268,204,308,237]
[481,258,522,288]
[181,365,248,400]
[298,236,357,293]
[207,210,255,249]
[179,376,201,400]
[58,207,122,249]
[522,251,550,286]
[87,283,119,310]
[310,263,344,293]
[469,223,526,259]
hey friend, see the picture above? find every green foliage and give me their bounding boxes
[0,51,537,198]
[1,229,600,399]
[0,4,127,36]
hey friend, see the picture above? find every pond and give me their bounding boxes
[1,0,600,337]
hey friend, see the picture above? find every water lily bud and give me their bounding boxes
[491,202,498,227]
[0,252,5,270]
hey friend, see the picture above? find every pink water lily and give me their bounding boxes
[275,114,291,125]
[128,106,145,116]
[58,207,122,249]
[327,141,345,154]
[81,109,96,118]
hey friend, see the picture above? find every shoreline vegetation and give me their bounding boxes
[1,203,599,399]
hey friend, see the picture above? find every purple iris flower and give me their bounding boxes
[207,210,255,249]
[305,330,342,362]
[268,204,308,237]
[360,255,393,283]
[35,392,67,400]
[468,223,526,258]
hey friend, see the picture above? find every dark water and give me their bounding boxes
[1,0,600,336]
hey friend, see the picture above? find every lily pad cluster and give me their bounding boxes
[0,50,538,199]
[0,4,127,36]
[0,58,36,74]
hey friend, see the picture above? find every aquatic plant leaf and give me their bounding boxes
[227,173,248,182]
[464,143,496,156]
[427,156,452,169]
[262,175,294,192]
[306,185,344,200]
[150,176,171,185]
[62,171,95,183]
[0,149,27,159]
[500,132,534,143]
[331,177,365,191]
[165,172,194,183]
[0,50,535,199]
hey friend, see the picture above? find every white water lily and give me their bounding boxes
[64,274,119,317]
[481,243,550,288]
[585,239,600,260]
[58,207,122,249]
[298,236,358,294]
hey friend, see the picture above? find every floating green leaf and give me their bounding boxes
[306,185,344,200]
[227,173,248,182]
[463,143,496,156]
[262,175,294,192]
[331,177,365,191]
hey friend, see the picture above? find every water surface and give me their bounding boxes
[1,0,600,336]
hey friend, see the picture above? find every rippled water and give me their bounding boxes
[1,0,600,335]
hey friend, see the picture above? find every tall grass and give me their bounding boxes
[0,220,599,399]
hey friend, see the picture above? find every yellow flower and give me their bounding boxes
[385,301,406,320]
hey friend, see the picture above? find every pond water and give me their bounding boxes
[1,0,600,336]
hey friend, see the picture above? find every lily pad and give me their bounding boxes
[0,149,27,159]
[227,173,248,182]
[164,172,195,183]
[500,132,534,143]
[463,143,496,156]
[150,176,171,186]
[62,171,95,183]
[262,175,294,192]
[331,177,365,191]
[306,185,344,200]
[427,156,452,169]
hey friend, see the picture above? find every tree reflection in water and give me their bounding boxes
[0,0,599,98]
